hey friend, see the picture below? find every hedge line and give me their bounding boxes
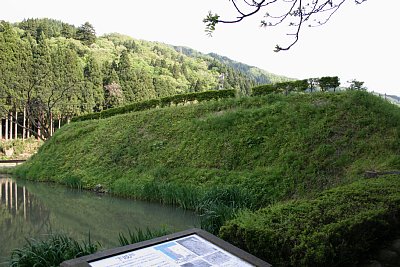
[219,176,400,267]
[252,80,309,96]
[72,89,236,122]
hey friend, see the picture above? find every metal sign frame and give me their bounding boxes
[61,228,271,267]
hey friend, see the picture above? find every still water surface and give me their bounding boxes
[0,175,199,265]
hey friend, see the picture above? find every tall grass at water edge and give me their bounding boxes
[9,233,98,267]
[118,227,171,246]
[112,180,258,235]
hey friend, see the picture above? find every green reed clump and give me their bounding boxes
[133,181,259,235]
[132,181,203,210]
[118,227,172,246]
[9,233,98,267]
[116,180,254,235]
[198,186,257,235]
[62,175,83,189]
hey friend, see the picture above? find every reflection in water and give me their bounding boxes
[0,175,199,265]
[0,177,52,265]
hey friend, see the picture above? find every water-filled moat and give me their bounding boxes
[0,175,199,265]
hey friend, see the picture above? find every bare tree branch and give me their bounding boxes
[204,0,367,51]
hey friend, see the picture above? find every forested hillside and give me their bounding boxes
[173,47,291,85]
[0,18,288,140]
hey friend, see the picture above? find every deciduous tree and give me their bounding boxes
[104,82,124,109]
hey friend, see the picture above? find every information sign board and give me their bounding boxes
[61,228,271,267]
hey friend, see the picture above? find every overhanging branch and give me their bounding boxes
[204,0,367,51]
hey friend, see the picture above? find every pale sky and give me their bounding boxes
[1,0,399,96]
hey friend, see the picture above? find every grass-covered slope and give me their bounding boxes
[15,91,400,265]
[17,91,399,199]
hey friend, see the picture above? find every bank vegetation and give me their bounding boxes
[15,91,400,266]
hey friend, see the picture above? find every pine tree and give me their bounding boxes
[0,22,15,131]
[117,50,136,102]
[52,44,83,120]
[84,55,104,112]
[32,32,53,94]
[76,22,96,46]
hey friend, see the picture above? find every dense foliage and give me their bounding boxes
[252,77,338,96]
[0,18,288,140]
[15,91,400,265]
[71,89,236,122]
[177,49,291,85]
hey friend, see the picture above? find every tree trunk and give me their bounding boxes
[37,118,41,141]
[27,119,30,138]
[50,112,53,137]
[58,115,61,129]
[9,112,13,140]
[0,118,2,140]
[14,110,18,140]
[42,113,45,139]
[5,116,9,140]
[23,106,26,141]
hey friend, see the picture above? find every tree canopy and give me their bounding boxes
[76,22,96,45]
[204,0,367,52]
[0,19,289,140]
[348,79,366,91]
